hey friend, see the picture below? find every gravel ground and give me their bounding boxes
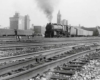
[44,53,100,80]
[28,61,100,80]
[70,59,100,80]
[28,50,100,80]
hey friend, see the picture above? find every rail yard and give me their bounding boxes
[0,37,100,80]
[1,0,100,80]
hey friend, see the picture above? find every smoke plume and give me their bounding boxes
[35,0,59,22]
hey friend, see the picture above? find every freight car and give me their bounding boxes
[0,29,14,36]
[76,27,84,37]
[17,30,34,36]
[68,26,77,37]
[76,27,93,37]
[0,29,34,36]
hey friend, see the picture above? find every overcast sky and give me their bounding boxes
[0,0,100,28]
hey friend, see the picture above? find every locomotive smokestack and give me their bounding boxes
[49,20,52,24]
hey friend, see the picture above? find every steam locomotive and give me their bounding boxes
[45,23,93,37]
[45,23,68,37]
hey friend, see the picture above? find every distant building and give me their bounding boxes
[61,19,68,31]
[29,24,34,30]
[34,26,45,37]
[18,16,25,30]
[10,13,19,30]
[10,13,30,30]
[62,19,68,26]
[57,11,61,24]
[24,15,30,30]
[34,26,41,34]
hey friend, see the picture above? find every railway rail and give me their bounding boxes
[48,51,100,80]
[0,37,100,48]
[1,45,97,80]
[0,46,72,76]
[0,43,77,58]
[0,41,98,80]
[0,46,72,63]
[0,40,98,52]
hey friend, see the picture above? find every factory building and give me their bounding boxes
[34,26,46,37]
[10,13,19,30]
[57,11,61,25]
[10,13,30,30]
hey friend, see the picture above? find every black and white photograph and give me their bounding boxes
[0,0,100,80]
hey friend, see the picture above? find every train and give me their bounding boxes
[45,23,93,37]
[0,23,93,37]
[0,29,34,36]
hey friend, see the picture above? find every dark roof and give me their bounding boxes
[81,27,97,31]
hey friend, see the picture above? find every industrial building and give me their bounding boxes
[34,26,45,37]
[10,13,30,30]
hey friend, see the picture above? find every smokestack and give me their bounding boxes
[35,0,59,22]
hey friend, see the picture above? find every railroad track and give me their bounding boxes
[0,42,95,53]
[0,43,89,64]
[1,46,97,80]
[0,41,78,50]
[0,46,72,63]
[47,51,100,80]
[0,46,72,76]
[0,38,100,48]
[0,43,93,64]
[0,43,43,48]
